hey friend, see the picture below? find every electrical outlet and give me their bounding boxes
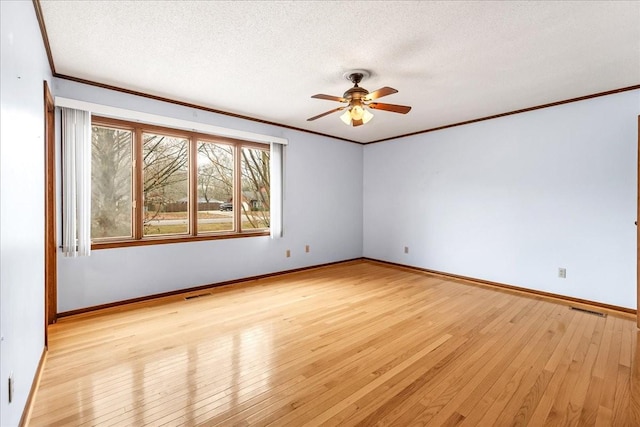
[404,246,409,254]
[305,245,310,253]
[558,268,567,278]
[286,249,291,258]
[8,373,14,403]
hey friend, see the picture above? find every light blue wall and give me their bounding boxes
[0,1,52,425]
[53,79,364,312]
[364,90,640,309]
[1,3,638,425]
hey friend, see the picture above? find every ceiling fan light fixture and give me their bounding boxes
[308,69,408,126]
[340,109,352,125]
[340,101,374,126]
[362,108,374,124]
[340,106,374,126]
[350,103,365,121]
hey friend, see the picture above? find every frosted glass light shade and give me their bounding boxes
[340,105,374,126]
[351,105,365,120]
[362,109,374,124]
[340,109,351,125]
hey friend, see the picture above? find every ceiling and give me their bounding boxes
[39,1,640,144]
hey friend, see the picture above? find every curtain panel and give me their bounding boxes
[61,107,92,257]
[270,142,284,238]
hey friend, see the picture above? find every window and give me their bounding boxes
[241,147,270,230]
[197,141,234,233]
[91,125,133,239]
[143,132,189,236]
[91,117,270,248]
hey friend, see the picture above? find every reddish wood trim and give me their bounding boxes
[133,127,143,240]
[637,115,640,328]
[189,135,197,235]
[91,115,273,246]
[92,230,269,250]
[57,258,363,318]
[18,347,47,427]
[54,74,639,145]
[363,258,637,317]
[35,4,637,147]
[368,85,640,144]
[44,81,56,329]
[32,0,55,73]
[54,74,363,145]
[56,256,634,320]
[94,115,263,148]
[233,144,242,232]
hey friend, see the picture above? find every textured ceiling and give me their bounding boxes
[39,1,640,143]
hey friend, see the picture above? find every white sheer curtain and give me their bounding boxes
[270,142,284,238]
[61,107,92,257]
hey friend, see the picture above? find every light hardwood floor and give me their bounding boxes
[29,260,639,426]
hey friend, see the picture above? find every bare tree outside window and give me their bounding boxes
[143,133,189,236]
[241,147,270,229]
[90,117,272,246]
[91,126,133,239]
[197,142,233,232]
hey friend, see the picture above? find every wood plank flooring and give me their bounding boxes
[29,260,639,426]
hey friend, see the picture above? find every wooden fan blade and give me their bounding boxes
[364,87,398,101]
[352,118,364,127]
[311,94,347,102]
[368,102,411,114]
[307,107,346,121]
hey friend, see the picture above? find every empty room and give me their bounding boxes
[1,1,639,426]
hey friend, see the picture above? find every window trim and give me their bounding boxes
[91,116,270,250]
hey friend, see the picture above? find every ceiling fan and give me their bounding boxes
[307,70,411,127]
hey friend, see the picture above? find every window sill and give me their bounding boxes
[91,230,270,250]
